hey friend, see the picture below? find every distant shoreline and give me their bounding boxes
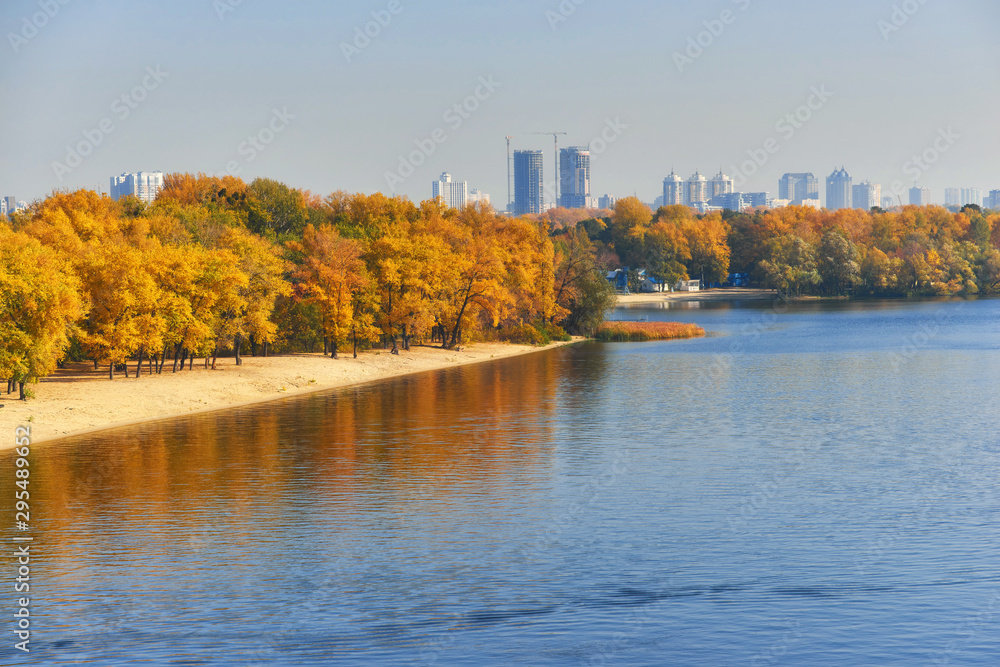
[0,340,581,449]
[617,287,779,305]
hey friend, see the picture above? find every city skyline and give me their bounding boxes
[2,1,999,208]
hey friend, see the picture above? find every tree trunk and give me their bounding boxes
[331,341,338,359]
[448,293,473,349]
[324,337,329,356]
[189,354,194,371]
[109,362,115,381]
[135,349,144,380]
[353,331,358,359]
[123,360,130,378]
[173,345,183,373]
[93,359,99,370]
[250,335,258,357]
[204,355,210,369]
[391,337,399,355]
[159,347,167,374]
[234,335,243,366]
[19,382,26,401]
[263,341,268,357]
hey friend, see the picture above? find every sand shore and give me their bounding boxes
[0,340,580,448]
[617,287,778,305]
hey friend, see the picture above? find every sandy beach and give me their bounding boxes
[0,340,580,448]
[617,287,778,305]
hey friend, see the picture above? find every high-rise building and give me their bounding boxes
[962,188,984,208]
[110,171,164,204]
[909,187,932,206]
[1,196,13,215]
[947,188,985,208]
[663,170,683,206]
[432,172,468,210]
[852,180,881,211]
[513,150,544,215]
[685,171,708,207]
[598,195,619,210]
[468,189,490,206]
[709,171,734,200]
[744,192,769,209]
[710,192,746,211]
[826,168,852,210]
[558,147,590,209]
[778,173,820,205]
[987,190,1000,210]
[881,195,897,210]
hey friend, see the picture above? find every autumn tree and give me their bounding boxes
[609,197,652,267]
[290,224,373,358]
[0,226,83,399]
[246,178,310,238]
[644,217,691,288]
[817,230,861,294]
[681,213,731,285]
[215,227,290,365]
[758,235,820,297]
[433,206,512,349]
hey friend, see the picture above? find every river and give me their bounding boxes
[5,296,1000,665]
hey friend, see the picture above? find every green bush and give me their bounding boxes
[499,324,547,346]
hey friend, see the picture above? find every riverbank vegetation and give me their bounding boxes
[595,321,704,342]
[550,200,1000,298]
[1,176,613,398]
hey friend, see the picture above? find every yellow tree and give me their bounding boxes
[215,227,290,365]
[501,214,564,326]
[432,206,512,349]
[147,243,219,372]
[681,213,731,285]
[291,224,371,358]
[644,218,691,288]
[76,236,162,379]
[609,197,653,267]
[0,226,83,399]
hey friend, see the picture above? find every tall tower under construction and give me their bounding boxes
[513,150,544,215]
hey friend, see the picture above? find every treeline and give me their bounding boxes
[557,199,1000,297]
[0,174,615,398]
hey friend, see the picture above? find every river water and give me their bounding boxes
[5,297,1000,665]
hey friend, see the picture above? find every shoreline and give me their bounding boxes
[617,287,779,305]
[0,340,581,449]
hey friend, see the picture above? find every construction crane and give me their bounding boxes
[531,131,567,208]
[506,135,513,213]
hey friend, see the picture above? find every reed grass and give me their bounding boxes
[594,321,704,342]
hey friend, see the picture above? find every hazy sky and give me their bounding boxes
[2,0,998,208]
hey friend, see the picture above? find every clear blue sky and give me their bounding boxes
[2,0,998,207]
